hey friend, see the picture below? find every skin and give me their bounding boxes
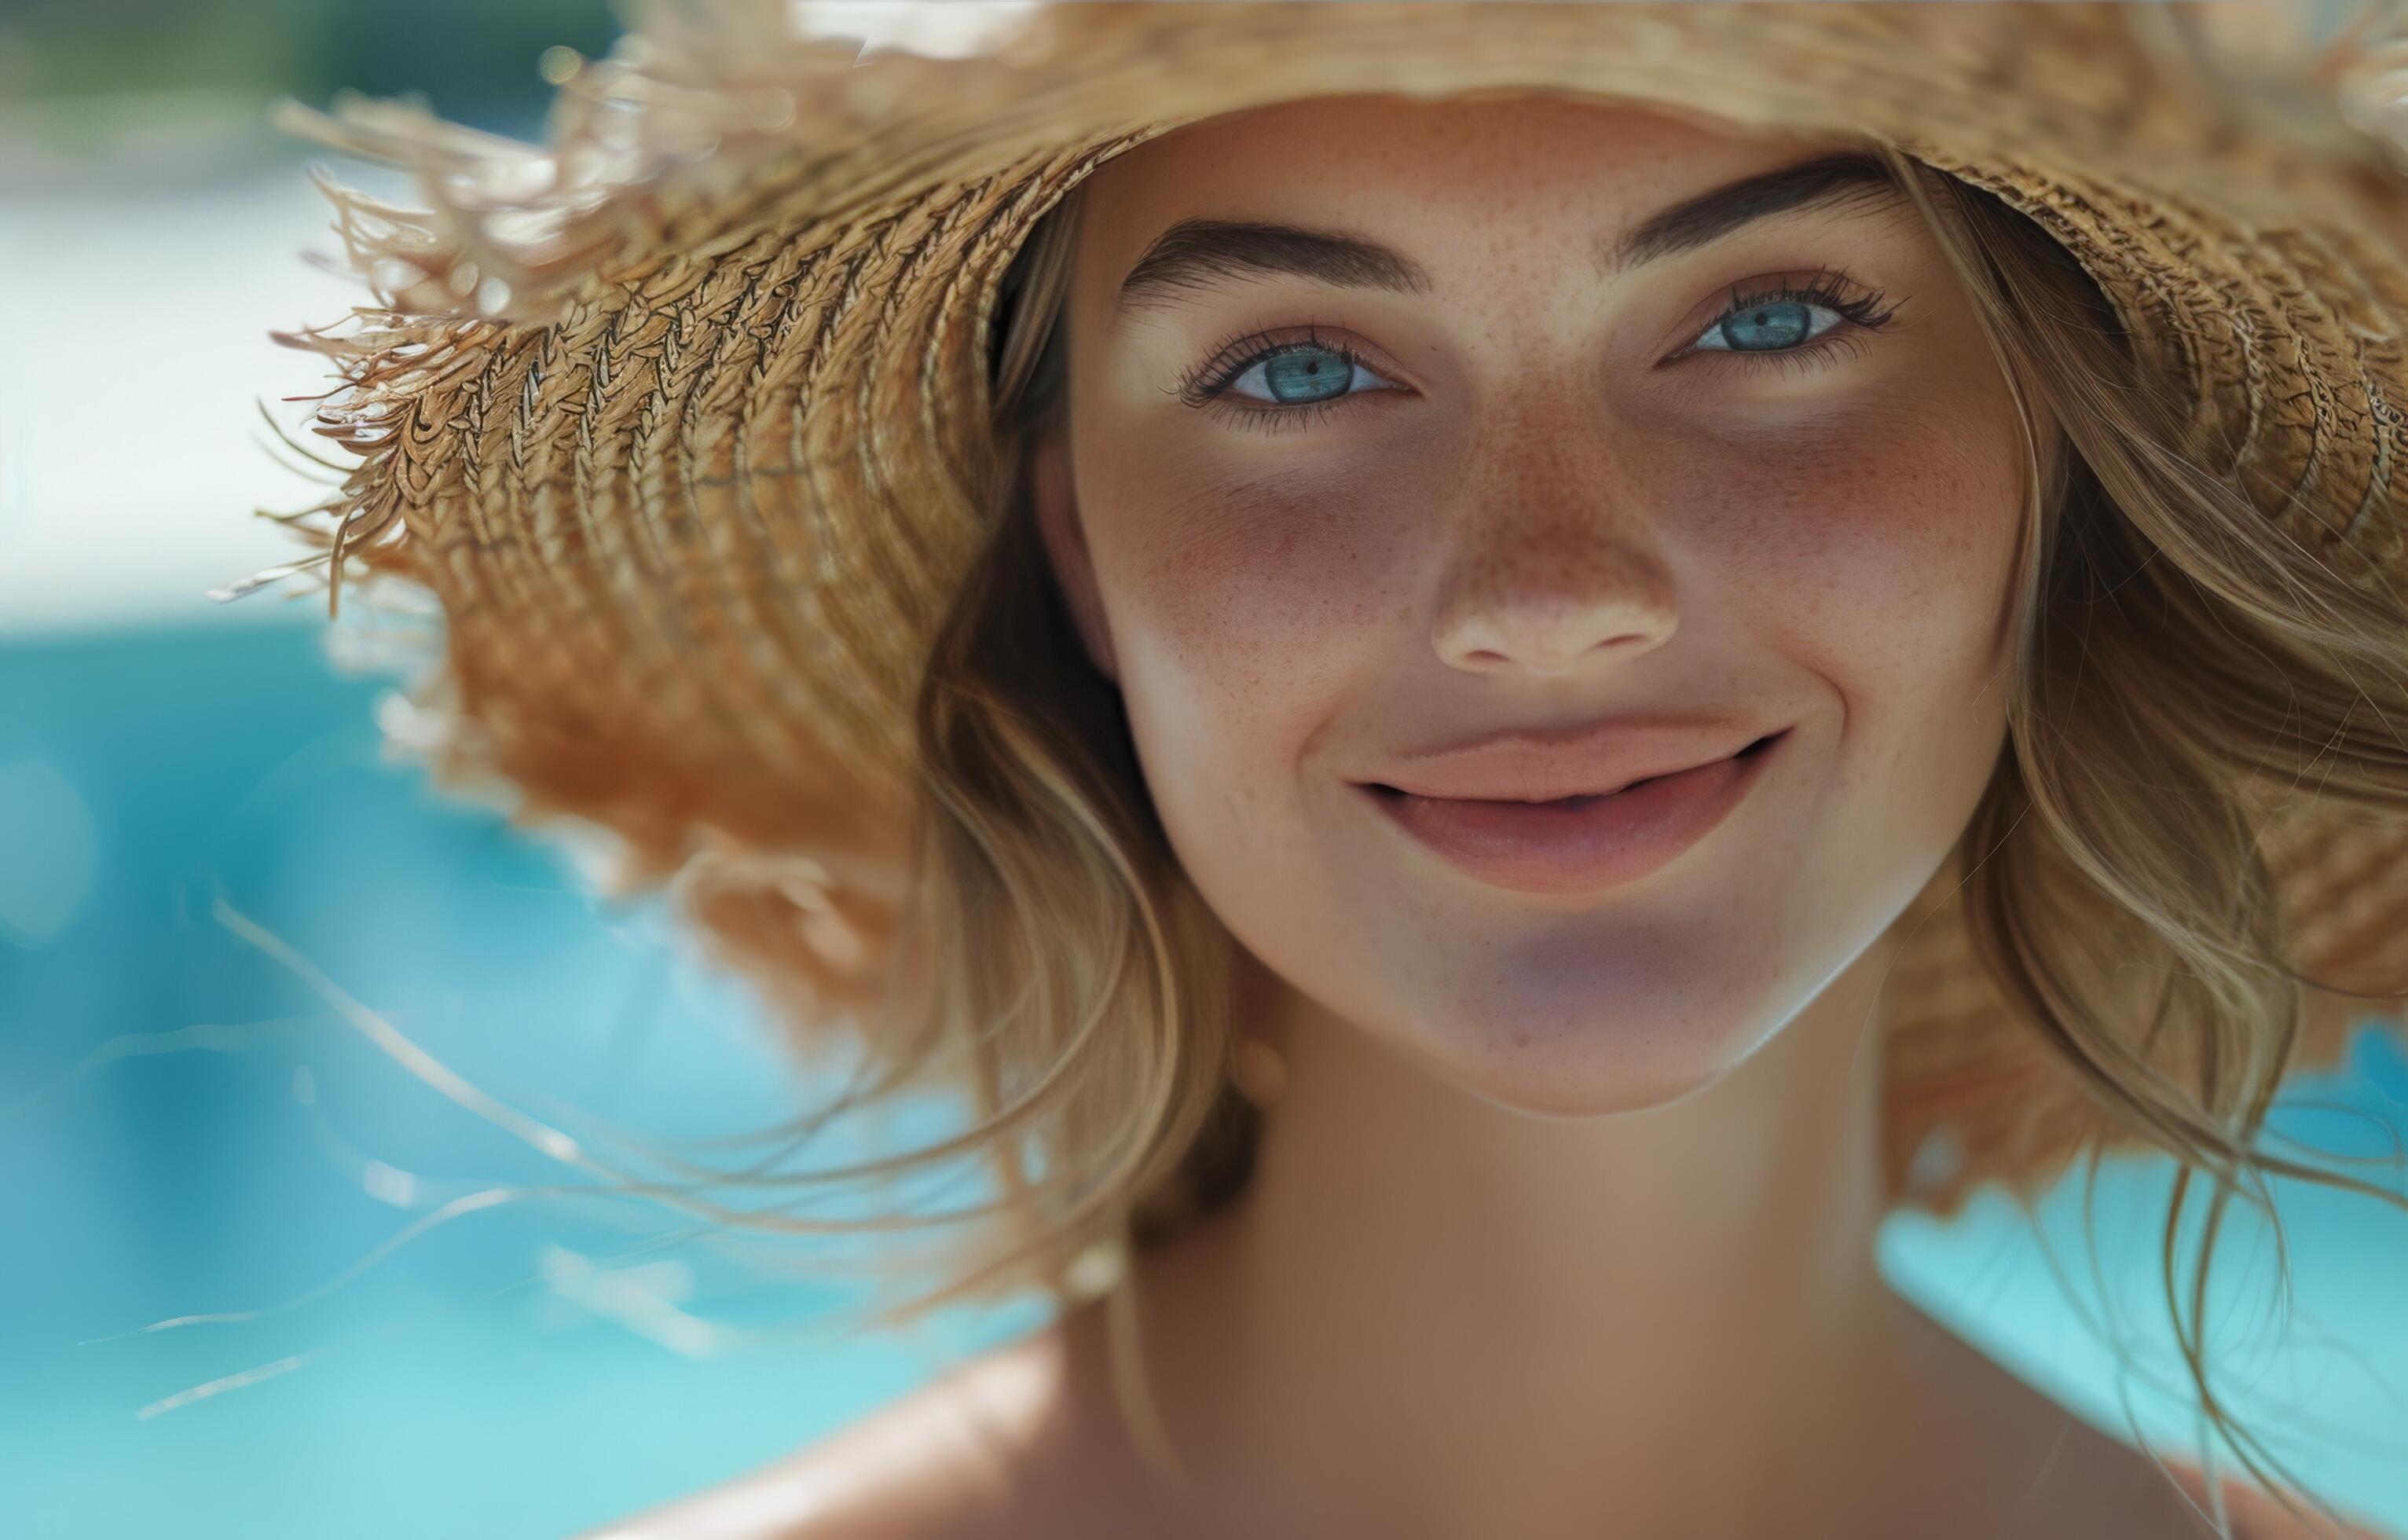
[586,95,2363,1540]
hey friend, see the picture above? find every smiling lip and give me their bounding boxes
[1359,728,1787,896]
[1374,715,1779,803]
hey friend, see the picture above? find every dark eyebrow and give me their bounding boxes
[1113,149,1905,317]
[1604,149,1904,273]
[1116,217,1435,315]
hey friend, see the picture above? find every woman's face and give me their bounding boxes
[1029,94,2026,1113]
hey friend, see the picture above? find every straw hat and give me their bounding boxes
[242,1,2408,1219]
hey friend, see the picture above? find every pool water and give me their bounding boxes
[4,620,2404,1538]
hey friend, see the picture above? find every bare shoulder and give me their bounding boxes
[2159,1461,2391,1540]
[570,1307,1158,1540]
[1991,1414,2388,1540]
[2025,1439,2389,1540]
[1886,1296,2388,1540]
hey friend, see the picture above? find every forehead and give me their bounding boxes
[1073,93,1858,292]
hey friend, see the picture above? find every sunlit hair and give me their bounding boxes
[747,134,2408,1523]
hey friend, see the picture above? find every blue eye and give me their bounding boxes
[1685,273,1899,359]
[1696,299,1829,352]
[1226,343,1398,405]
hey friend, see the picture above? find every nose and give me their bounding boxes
[1428,443,1679,678]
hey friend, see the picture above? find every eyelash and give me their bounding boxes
[1172,320,1373,437]
[1174,268,1900,437]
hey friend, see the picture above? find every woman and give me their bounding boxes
[253,4,2408,1535]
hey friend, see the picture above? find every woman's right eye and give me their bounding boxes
[1220,341,1403,406]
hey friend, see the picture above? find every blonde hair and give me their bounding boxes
[718,135,2408,1528]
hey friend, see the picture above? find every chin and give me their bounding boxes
[1397,999,1754,1118]
[1377,935,1791,1113]
[1425,1036,1753,1118]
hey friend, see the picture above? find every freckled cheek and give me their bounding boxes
[1096,471,1415,719]
[1677,411,2023,688]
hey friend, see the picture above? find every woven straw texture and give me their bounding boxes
[251,0,2408,1218]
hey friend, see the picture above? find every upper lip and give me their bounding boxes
[1362,717,1779,802]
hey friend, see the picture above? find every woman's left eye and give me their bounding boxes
[1679,276,1898,361]
[1688,297,1847,354]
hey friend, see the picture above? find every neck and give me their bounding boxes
[1119,931,1937,1538]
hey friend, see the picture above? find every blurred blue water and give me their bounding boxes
[3,620,2404,1538]
[0,620,1045,1539]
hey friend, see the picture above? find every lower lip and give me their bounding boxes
[1361,730,1787,896]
